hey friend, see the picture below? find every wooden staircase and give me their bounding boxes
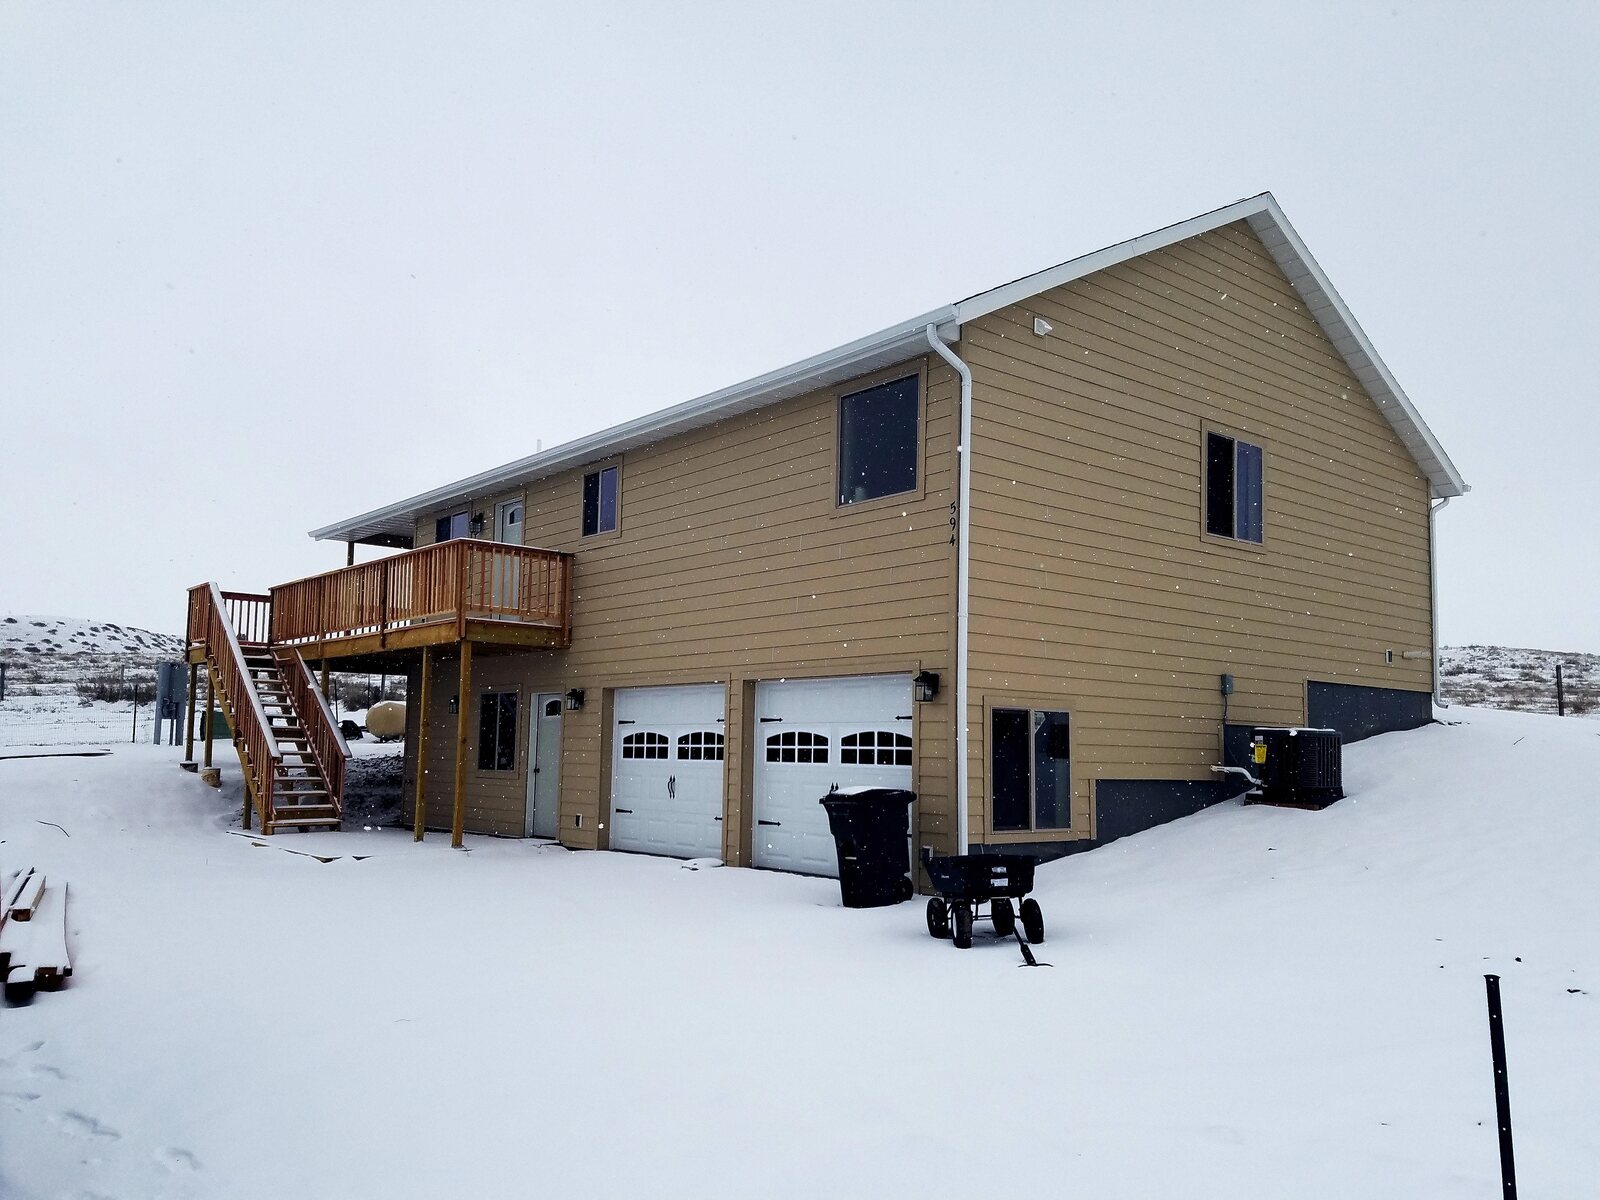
[188,584,350,835]
[242,647,342,832]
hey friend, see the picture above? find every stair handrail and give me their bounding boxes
[200,582,282,828]
[278,648,350,820]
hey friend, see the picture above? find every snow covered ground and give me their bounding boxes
[1,705,1595,1199]
[1440,644,1598,717]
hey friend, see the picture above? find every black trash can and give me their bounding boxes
[818,788,915,908]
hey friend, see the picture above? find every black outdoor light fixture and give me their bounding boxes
[913,671,940,702]
[449,693,459,714]
[564,688,585,712]
[468,512,486,536]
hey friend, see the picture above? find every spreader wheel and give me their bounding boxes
[1020,898,1045,944]
[952,903,974,949]
[992,898,1016,938]
[926,897,950,939]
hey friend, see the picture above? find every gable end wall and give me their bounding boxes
[963,221,1434,844]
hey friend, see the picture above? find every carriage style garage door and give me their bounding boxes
[753,674,914,876]
[610,685,727,860]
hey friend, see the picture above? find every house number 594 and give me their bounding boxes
[949,501,959,547]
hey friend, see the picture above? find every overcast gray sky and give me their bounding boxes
[2,2,1597,651]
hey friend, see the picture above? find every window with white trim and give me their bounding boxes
[476,691,519,772]
[838,375,919,505]
[582,466,619,536]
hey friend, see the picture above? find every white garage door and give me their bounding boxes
[753,674,914,876]
[610,684,726,860]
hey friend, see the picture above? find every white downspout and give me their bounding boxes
[925,325,972,854]
[1430,496,1451,709]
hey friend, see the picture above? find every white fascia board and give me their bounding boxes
[311,306,960,542]
[952,192,1468,500]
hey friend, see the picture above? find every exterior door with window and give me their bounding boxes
[491,499,524,611]
[526,693,562,838]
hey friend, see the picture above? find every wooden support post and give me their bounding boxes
[451,641,473,849]
[346,539,356,567]
[203,674,216,769]
[413,646,433,842]
[183,663,198,761]
[320,660,331,698]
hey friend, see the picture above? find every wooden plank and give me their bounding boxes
[6,870,44,921]
[1,881,71,997]
[413,646,432,842]
[451,640,473,849]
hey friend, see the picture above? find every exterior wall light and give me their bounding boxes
[449,694,459,714]
[468,513,486,536]
[913,671,940,702]
[565,688,586,712]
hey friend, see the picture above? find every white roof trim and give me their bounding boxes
[314,192,1465,542]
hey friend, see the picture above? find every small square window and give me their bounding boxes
[1205,432,1263,543]
[582,466,619,536]
[838,375,919,506]
[991,707,1070,832]
[435,511,469,543]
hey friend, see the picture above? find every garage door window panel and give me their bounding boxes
[677,731,725,761]
[477,691,519,772]
[840,730,912,766]
[766,731,829,764]
[621,731,669,760]
[991,707,1071,832]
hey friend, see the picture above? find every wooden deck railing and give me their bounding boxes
[188,583,282,828]
[188,589,271,647]
[269,540,572,648]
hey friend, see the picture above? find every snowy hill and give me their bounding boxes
[0,615,185,748]
[0,704,1593,1198]
[1440,644,1598,716]
[1,615,182,657]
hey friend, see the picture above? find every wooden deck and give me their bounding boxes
[187,539,573,666]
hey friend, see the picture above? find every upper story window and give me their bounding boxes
[991,707,1071,832]
[477,691,519,772]
[838,375,919,506]
[583,466,620,536]
[435,510,470,543]
[1205,432,1264,543]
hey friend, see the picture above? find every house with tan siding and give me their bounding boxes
[183,193,1466,873]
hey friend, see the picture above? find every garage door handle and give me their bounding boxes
[615,808,633,814]
[758,819,781,827]
[667,775,676,799]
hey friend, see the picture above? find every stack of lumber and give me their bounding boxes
[0,865,72,1000]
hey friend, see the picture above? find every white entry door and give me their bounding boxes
[752,674,914,876]
[491,499,525,610]
[610,684,726,860]
[526,693,563,838]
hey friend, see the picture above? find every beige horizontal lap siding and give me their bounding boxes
[409,358,960,859]
[964,221,1434,844]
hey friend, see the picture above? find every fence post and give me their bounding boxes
[1555,662,1564,717]
[1484,974,1518,1198]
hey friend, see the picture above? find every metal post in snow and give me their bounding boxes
[0,661,7,701]
[1484,974,1518,1199]
[1555,662,1564,717]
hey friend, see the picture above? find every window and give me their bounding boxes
[838,375,918,505]
[435,510,469,543]
[765,731,829,764]
[543,698,563,718]
[840,730,912,766]
[582,466,620,536]
[621,731,669,760]
[1205,432,1263,543]
[476,691,519,772]
[990,707,1071,831]
[677,731,725,761]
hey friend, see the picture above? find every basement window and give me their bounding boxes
[990,707,1071,832]
[1205,432,1264,543]
[838,375,919,505]
[477,691,519,772]
[582,466,620,536]
[435,510,470,543]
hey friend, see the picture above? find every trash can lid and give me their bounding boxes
[820,787,914,806]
